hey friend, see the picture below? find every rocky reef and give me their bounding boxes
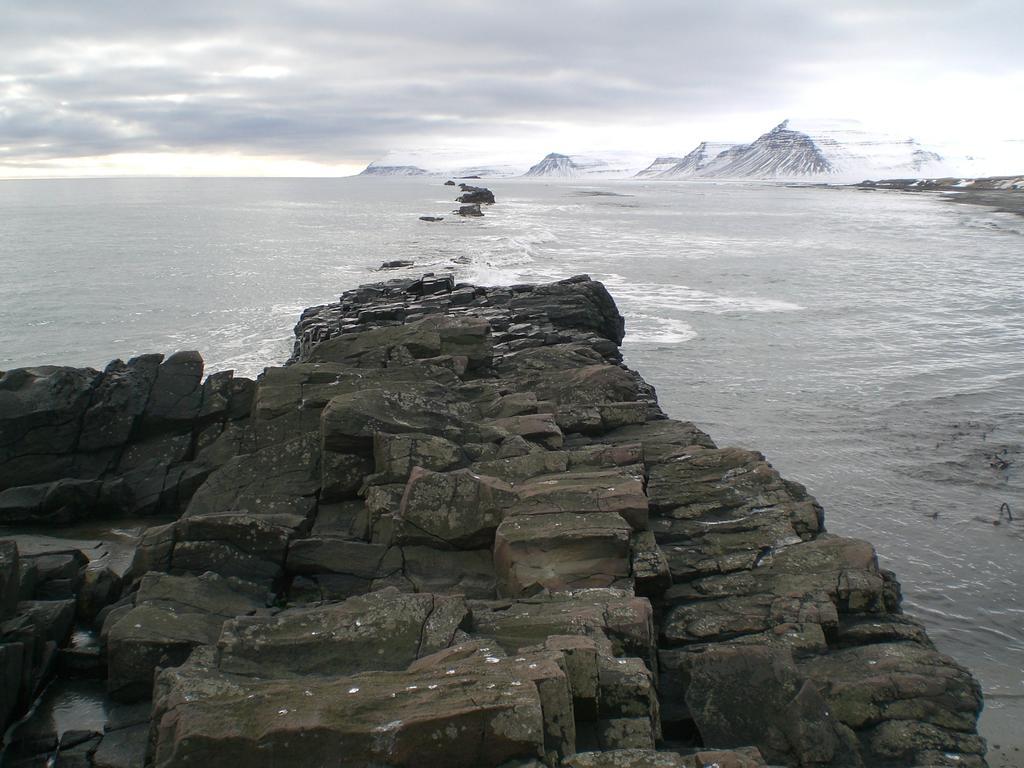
[0,275,987,767]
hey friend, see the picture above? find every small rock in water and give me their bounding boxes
[443,180,456,186]
[457,203,483,217]
[377,259,414,270]
[418,216,444,222]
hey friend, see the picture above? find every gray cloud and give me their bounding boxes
[1,1,1020,168]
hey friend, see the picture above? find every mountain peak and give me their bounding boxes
[523,152,582,177]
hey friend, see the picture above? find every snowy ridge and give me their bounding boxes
[634,156,686,178]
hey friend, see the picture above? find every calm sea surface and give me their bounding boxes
[1,177,1021,759]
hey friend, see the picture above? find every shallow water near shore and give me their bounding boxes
[1,176,1021,762]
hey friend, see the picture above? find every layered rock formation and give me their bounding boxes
[0,275,987,767]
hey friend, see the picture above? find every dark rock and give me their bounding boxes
[1,539,18,619]
[184,432,320,523]
[77,564,123,623]
[0,365,100,490]
[418,216,444,222]
[105,572,263,701]
[456,185,496,205]
[684,645,853,766]
[91,723,148,768]
[398,467,515,549]
[457,203,484,217]
[150,646,547,768]
[379,259,415,269]
[140,351,204,434]
[217,588,469,677]
[444,180,456,185]
[0,480,103,526]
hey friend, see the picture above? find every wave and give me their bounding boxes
[610,281,804,315]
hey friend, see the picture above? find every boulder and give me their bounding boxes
[683,645,855,767]
[471,590,655,663]
[456,185,496,205]
[0,479,103,526]
[184,433,320,522]
[217,589,469,677]
[511,467,648,530]
[372,431,466,484]
[799,641,984,742]
[139,351,204,434]
[320,385,473,453]
[105,572,263,701]
[379,259,415,268]
[457,203,484,216]
[0,365,99,490]
[150,647,546,768]
[285,538,403,597]
[488,413,564,450]
[398,467,515,549]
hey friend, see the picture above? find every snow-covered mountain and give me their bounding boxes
[637,120,957,181]
[522,151,650,178]
[634,156,685,178]
[523,153,581,177]
[641,142,737,178]
[709,121,836,177]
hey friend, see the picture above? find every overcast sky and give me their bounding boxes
[1,0,1022,176]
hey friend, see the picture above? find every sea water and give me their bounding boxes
[1,176,1021,762]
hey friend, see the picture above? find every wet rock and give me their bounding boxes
[444,180,456,186]
[418,216,443,222]
[457,203,483,216]
[379,259,415,269]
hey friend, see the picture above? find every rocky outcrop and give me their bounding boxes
[0,274,988,767]
[0,353,254,523]
[456,183,496,205]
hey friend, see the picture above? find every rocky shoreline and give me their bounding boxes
[1,274,988,767]
[855,175,1024,218]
